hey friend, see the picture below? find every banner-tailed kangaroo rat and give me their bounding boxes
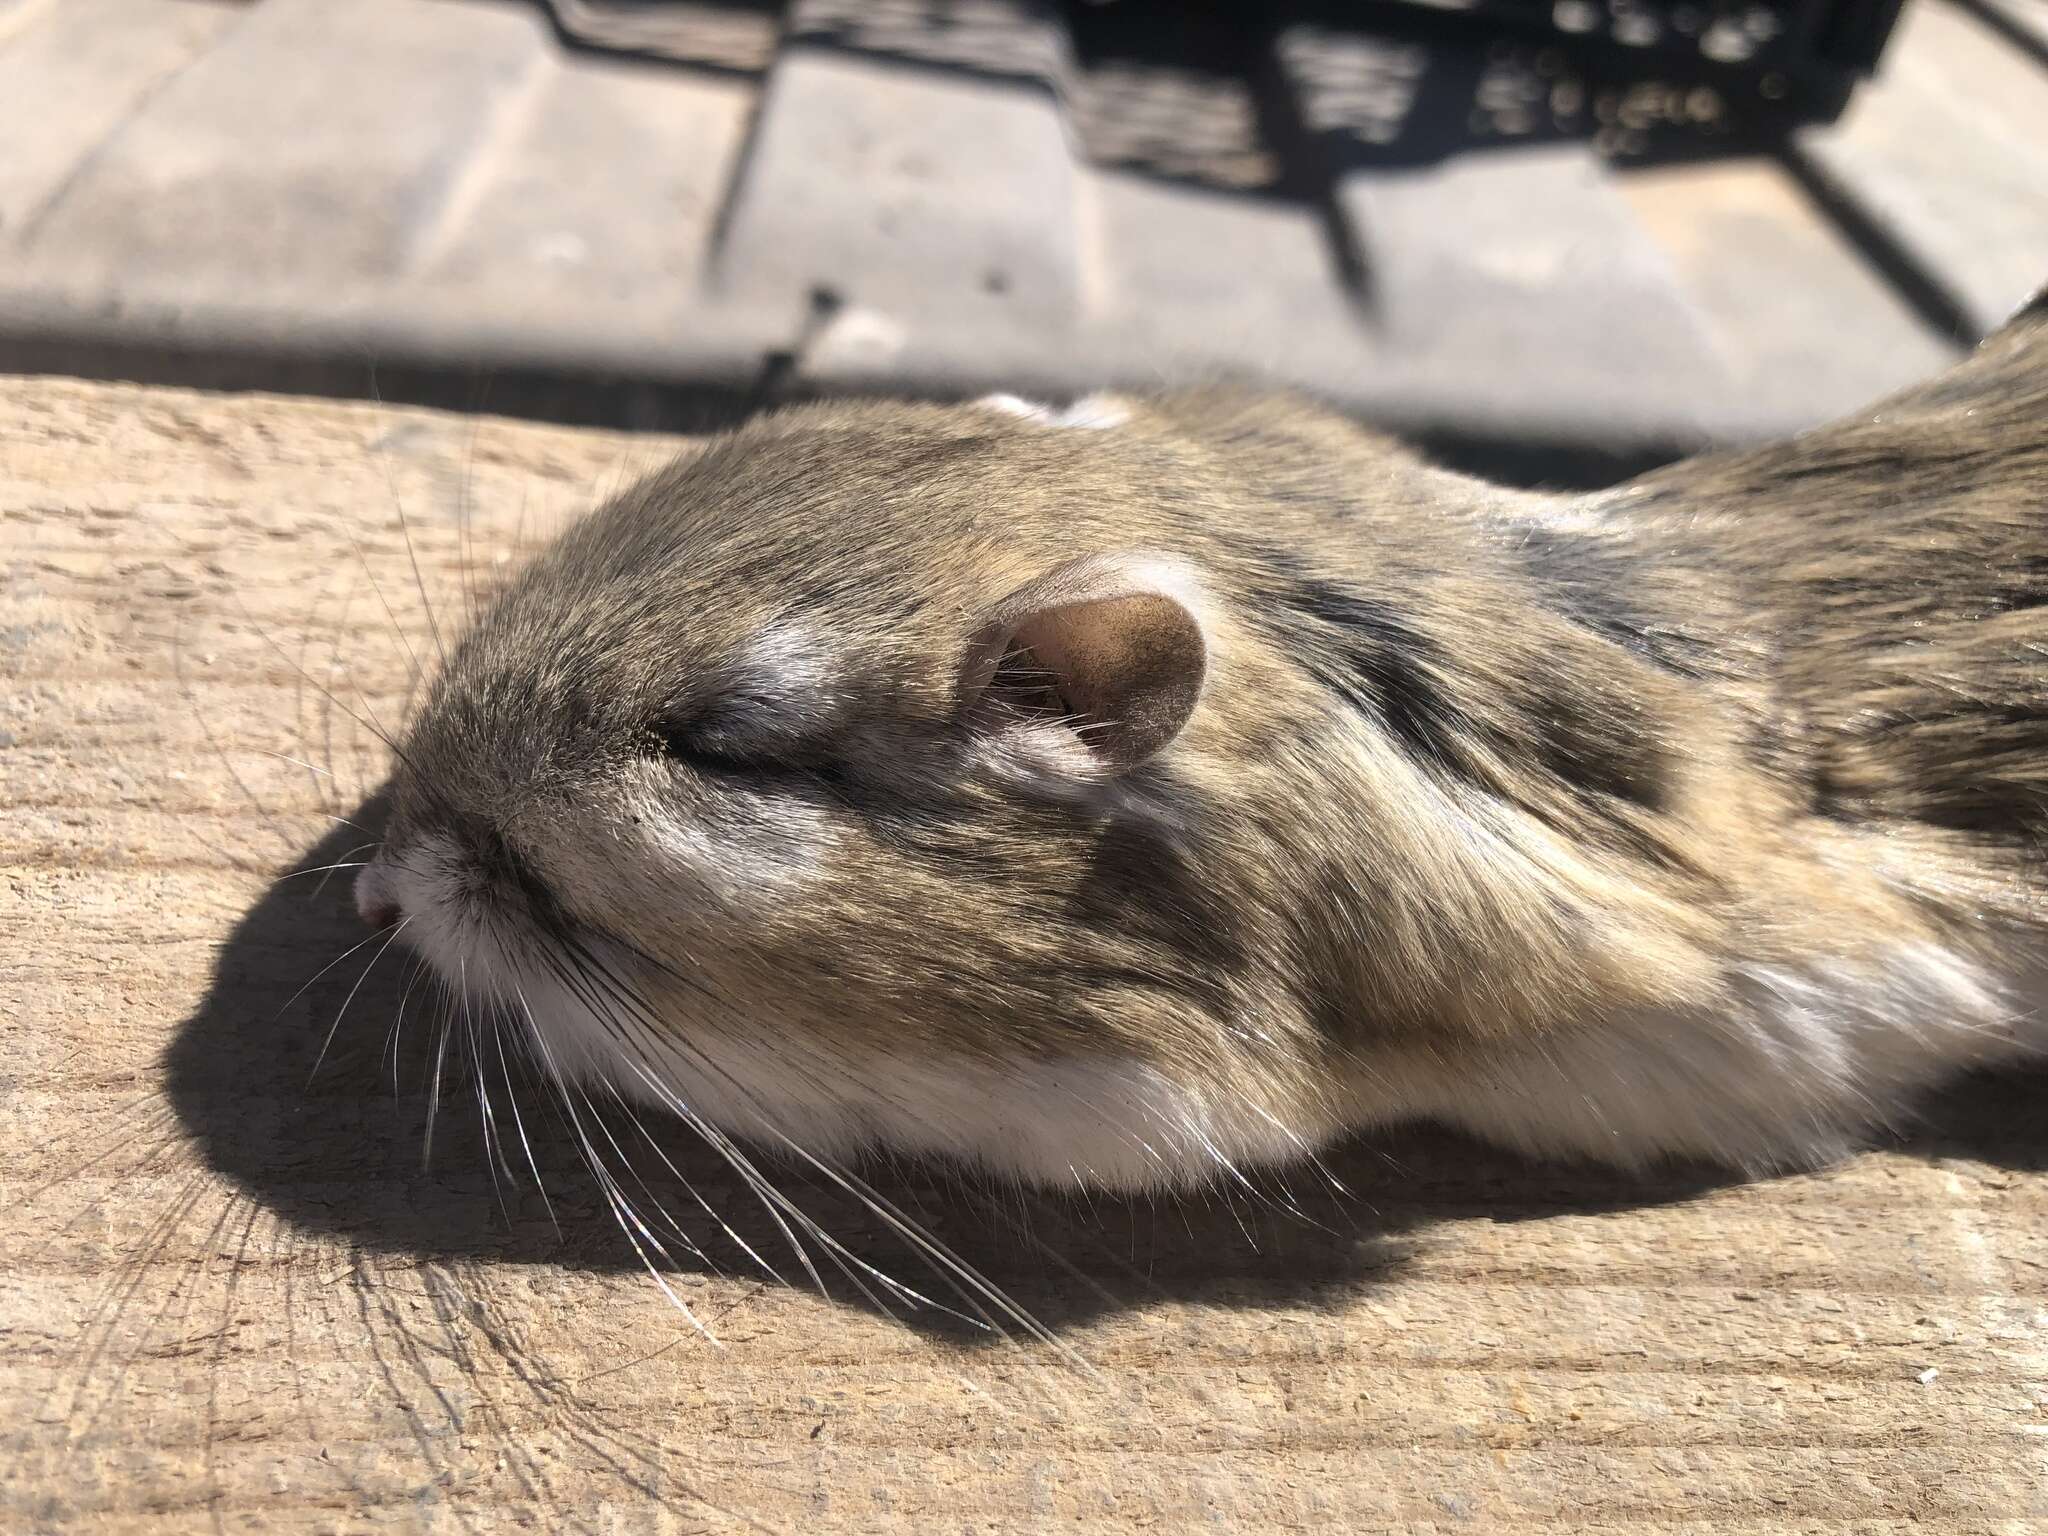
[355,289,2048,1192]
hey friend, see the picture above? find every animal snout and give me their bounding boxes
[354,862,404,931]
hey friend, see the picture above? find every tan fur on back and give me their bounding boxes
[361,290,2048,1187]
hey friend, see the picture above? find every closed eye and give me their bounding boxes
[651,698,854,793]
[654,721,767,776]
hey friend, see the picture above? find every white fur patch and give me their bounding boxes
[1421,942,2046,1170]
[637,790,836,898]
[974,392,1130,431]
[582,1019,1317,1193]
[728,622,829,698]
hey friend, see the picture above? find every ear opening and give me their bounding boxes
[961,556,1208,775]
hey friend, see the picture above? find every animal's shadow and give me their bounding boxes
[164,795,2048,1340]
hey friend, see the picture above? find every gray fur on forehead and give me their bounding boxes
[558,400,1218,574]
[461,406,1206,715]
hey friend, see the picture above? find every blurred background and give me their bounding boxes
[0,0,2041,481]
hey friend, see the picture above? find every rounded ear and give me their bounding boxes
[960,555,1208,774]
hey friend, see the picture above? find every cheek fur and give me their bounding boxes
[634,787,841,901]
[489,774,842,944]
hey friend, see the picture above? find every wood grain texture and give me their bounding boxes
[2,373,2045,1533]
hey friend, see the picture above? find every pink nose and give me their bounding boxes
[354,864,403,931]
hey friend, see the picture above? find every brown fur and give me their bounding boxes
[370,287,2048,1181]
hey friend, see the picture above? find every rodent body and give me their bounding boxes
[357,291,2048,1190]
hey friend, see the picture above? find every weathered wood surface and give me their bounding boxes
[3,374,2045,1533]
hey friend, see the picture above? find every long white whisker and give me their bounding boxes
[253,749,335,777]
[490,1007,559,1237]
[534,940,985,1325]
[464,958,515,1218]
[511,982,720,1341]
[552,940,1079,1358]
[423,984,453,1170]
[387,954,430,1094]
[272,919,404,1032]
[610,1095,787,1289]
[309,916,413,1081]
[365,370,450,667]
[530,950,835,1304]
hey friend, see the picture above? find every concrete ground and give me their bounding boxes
[0,0,2043,461]
[3,370,2046,1533]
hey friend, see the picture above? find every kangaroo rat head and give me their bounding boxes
[356,311,2048,1189]
[362,394,1358,1190]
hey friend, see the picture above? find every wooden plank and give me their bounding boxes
[3,373,2045,1532]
